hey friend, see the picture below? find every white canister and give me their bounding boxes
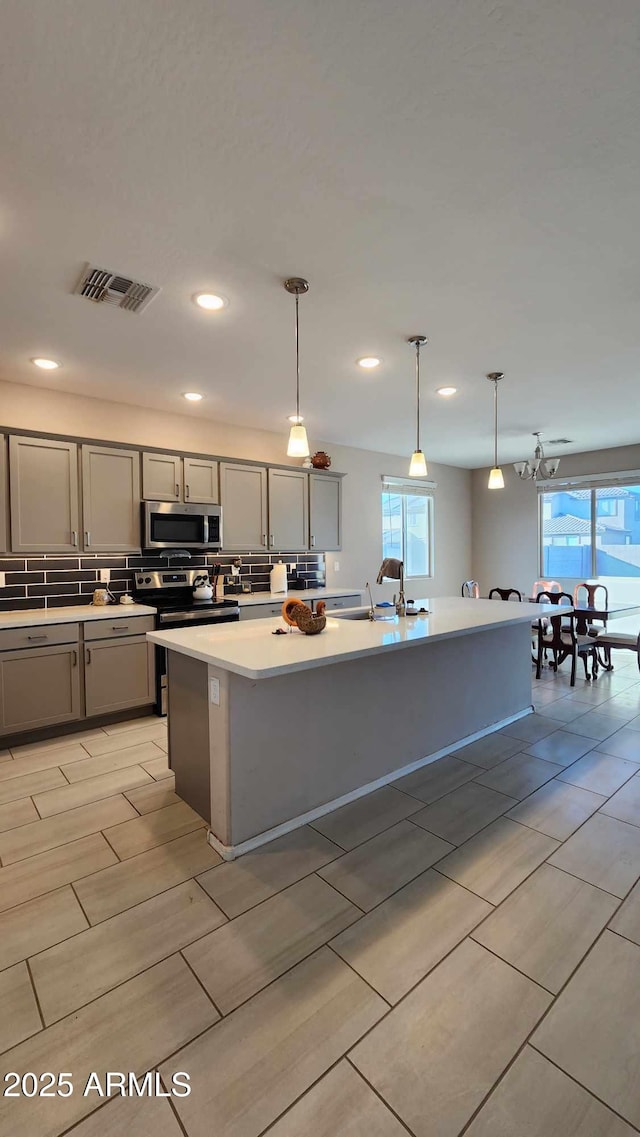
[270,561,287,594]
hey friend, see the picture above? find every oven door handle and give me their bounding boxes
[203,517,209,545]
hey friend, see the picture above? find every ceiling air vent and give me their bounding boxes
[74,263,160,314]
[548,438,573,446]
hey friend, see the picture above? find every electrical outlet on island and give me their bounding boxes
[334,561,340,572]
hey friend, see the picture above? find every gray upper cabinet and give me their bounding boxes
[81,445,141,553]
[9,435,80,553]
[268,468,309,551]
[142,452,182,501]
[183,457,218,504]
[220,462,268,551]
[0,436,8,554]
[309,473,342,551]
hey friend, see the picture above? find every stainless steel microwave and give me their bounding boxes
[142,501,222,551]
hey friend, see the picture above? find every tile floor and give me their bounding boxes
[1,660,640,1136]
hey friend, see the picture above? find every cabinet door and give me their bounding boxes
[309,474,342,551]
[0,643,81,734]
[9,436,80,553]
[219,463,268,551]
[267,468,309,552]
[0,436,7,554]
[142,453,182,501]
[84,635,155,716]
[184,458,219,504]
[82,445,141,553]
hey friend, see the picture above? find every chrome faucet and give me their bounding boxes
[376,559,406,617]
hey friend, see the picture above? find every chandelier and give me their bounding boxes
[514,433,560,481]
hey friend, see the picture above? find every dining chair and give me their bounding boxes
[461,580,480,598]
[532,579,561,597]
[573,581,610,664]
[488,587,523,602]
[593,626,640,674]
[535,591,598,685]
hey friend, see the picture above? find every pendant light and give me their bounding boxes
[284,277,310,458]
[487,371,505,489]
[408,335,428,477]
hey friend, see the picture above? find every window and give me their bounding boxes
[381,478,434,578]
[539,479,640,580]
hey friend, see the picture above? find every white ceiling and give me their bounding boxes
[0,0,639,468]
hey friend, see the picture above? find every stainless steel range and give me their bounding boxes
[133,569,240,715]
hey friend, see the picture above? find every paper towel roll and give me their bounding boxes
[270,561,288,594]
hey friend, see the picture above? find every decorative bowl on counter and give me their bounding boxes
[281,598,327,634]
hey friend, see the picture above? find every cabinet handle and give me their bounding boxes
[85,647,91,664]
[262,533,267,546]
[72,531,78,547]
[85,530,91,547]
[176,483,180,498]
[185,484,190,499]
[27,634,48,641]
[113,625,129,631]
[269,533,274,546]
[310,534,316,547]
[72,649,77,667]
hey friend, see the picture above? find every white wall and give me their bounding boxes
[0,379,472,600]
[472,443,640,596]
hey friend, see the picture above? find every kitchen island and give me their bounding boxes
[149,597,563,859]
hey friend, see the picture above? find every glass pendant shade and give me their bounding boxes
[409,449,428,477]
[287,423,310,458]
[488,466,505,489]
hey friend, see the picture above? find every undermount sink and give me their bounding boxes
[332,608,396,621]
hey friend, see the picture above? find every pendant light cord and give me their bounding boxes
[493,377,498,468]
[415,340,421,452]
[295,293,300,422]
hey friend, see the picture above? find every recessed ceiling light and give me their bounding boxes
[183,392,204,402]
[193,293,227,311]
[357,356,381,369]
[31,357,61,370]
[437,386,457,397]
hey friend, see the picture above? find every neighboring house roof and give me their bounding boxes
[568,487,630,499]
[545,514,605,535]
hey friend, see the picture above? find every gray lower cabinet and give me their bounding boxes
[0,642,82,734]
[0,435,7,554]
[84,634,155,717]
[9,435,80,553]
[309,473,342,551]
[184,457,218,504]
[81,445,141,553]
[142,452,182,501]
[220,462,268,551]
[267,468,309,551]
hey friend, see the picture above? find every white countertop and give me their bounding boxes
[0,603,157,629]
[235,587,363,608]
[149,596,568,680]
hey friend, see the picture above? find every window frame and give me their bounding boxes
[381,476,435,580]
[538,470,640,577]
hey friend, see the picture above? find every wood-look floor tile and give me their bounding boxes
[31,879,226,1024]
[498,714,561,745]
[80,722,167,756]
[10,730,105,759]
[140,754,171,780]
[450,732,523,769]
[75,829,221,923]
[318,821,453,911]
[351,938,550,1137]
[101,715,163,736]
[0,796,39,835]
[0,767,66,807]
[598,727,640,762]
[68,1095,183,1137]
[466,1045,636,1137]
[185,874,360,1013]
[310,786,423,850]
[0,961,41,1053]
[61,741,165,783]
[565,709,630,742]
[0,795,138,865]
[598,773,640,826]
[33,766,153,818]
[393,755,479,802]
[154,735,168,753]
[124,776,178,815]
[533,931,640,1128]
[0,743,89,781]
[437,818,559,904]
[557,750,640,796]
[549,812,640,897]
[103,801,204,859]
[161,947,386,1137]
[331,868,491,1003]
[536,698,586,724]
[411,782,517,845]
[0,886,88,971]
[0,954,218,1137]
[474,753,563,800]
[507,779,606,840]
[267,1061,408,1137]
[610,878,640,946]
[0,833,117,914]
[472,863,617,993]
[526,730,597,766]
[197,825,343,918]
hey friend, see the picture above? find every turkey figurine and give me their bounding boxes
[281,597,327,635]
